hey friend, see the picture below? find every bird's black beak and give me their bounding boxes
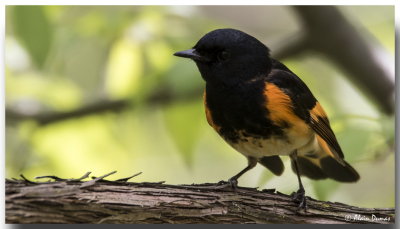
[174,49,210,62]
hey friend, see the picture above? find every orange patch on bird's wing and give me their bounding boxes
[316,134,335,158]
[203,91,221,132]
[265,83,309,136]
[310,102,327,120]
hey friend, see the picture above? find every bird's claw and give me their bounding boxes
[216,178,238,191]
[227,177,238,191]
[291,188,308,212]
[217,180,228,185]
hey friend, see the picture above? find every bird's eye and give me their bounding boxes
[217,51,230,62]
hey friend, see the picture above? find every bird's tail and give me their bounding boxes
[291,137,360,182]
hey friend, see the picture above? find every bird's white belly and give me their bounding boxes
[227,130,314,159]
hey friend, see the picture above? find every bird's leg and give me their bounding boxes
[218,157,257,191]
[290,151,308,212]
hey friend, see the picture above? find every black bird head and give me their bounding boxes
[174,28,271,86]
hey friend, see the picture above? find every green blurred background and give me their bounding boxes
[5,5,394,208]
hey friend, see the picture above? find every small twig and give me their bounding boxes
[115,172,142,182]
[35,172,92,182]
[82,171,117,188]
[19,174,37,184]
[34,175,66,181]
[69,172,92,182]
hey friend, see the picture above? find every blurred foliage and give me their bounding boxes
[12,6,53,68]
[5,5,394,208]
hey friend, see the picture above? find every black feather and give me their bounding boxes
[290,156,327,180]
[259,156,285,176]
[320,157,360,182]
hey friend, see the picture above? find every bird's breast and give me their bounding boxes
[204,81,283,143]
[204,80,314,158]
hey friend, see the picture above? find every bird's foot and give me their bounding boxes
[291,188,308,212]
[216,177,238,191]
[228,177,238,191]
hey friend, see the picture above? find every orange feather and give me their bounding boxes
[264,83,309,136]
[203,91,221,132]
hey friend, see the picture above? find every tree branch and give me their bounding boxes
[6,173,395,224]
[6,88,203,126]
[5,100,129,125]
[274,6,394,114]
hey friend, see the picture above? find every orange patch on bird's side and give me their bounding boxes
[265,83,309,136]
[203,91,221,132]
[265,83,293,123]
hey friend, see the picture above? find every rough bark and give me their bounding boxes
[6,172,395,224]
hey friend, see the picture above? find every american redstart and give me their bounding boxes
[174,28,359,210]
